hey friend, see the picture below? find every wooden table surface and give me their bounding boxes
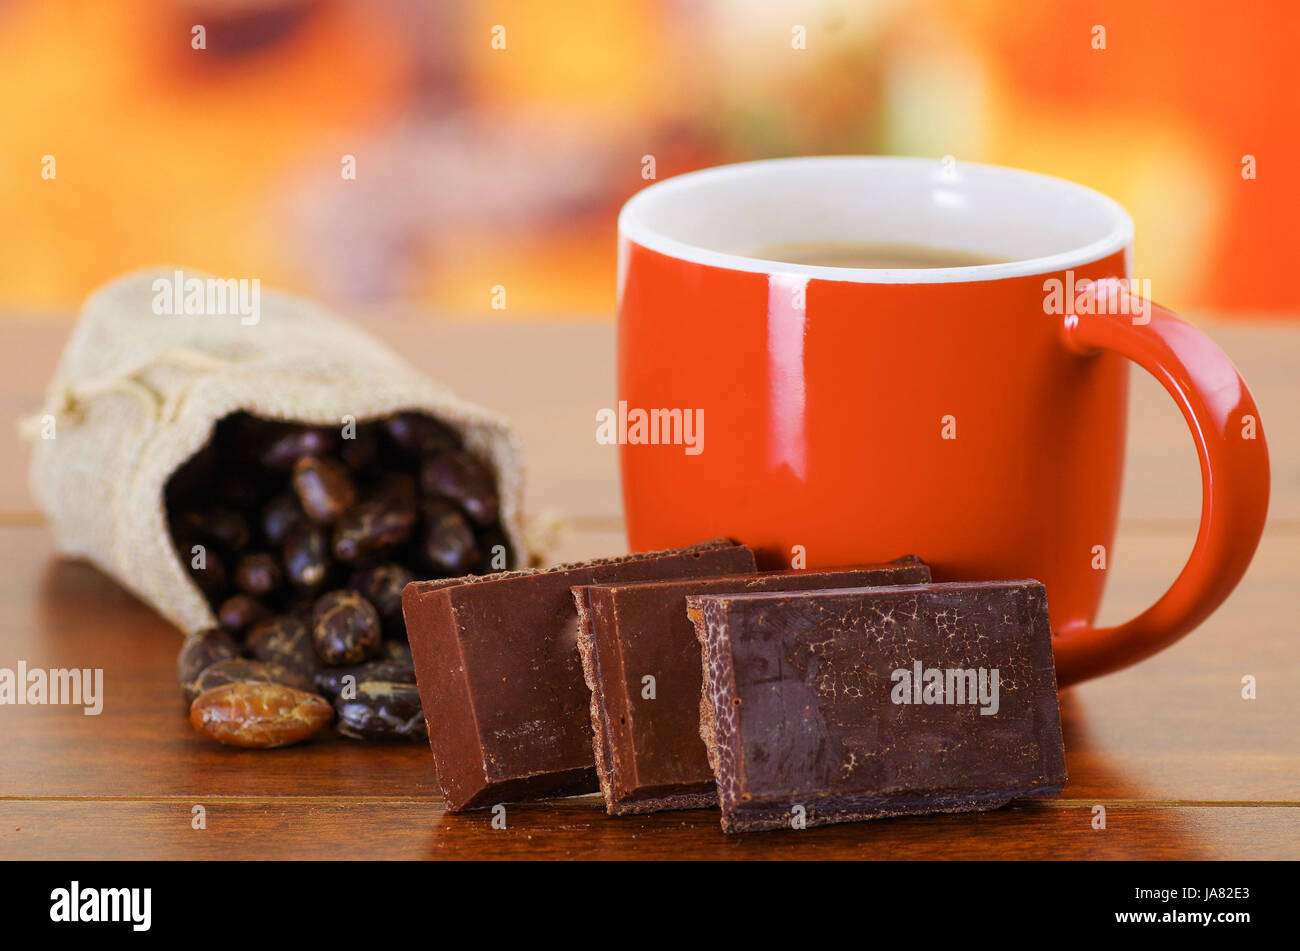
[1,314,1296,860]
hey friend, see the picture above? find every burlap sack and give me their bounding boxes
[24,268,526,635]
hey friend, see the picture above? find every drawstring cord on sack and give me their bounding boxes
[18,347,239,440]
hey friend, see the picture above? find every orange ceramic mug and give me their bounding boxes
[616,157,1270,686]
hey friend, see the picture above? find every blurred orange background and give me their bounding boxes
[2,0,1296,318]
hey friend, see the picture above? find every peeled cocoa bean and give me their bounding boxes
[190,682,333,748]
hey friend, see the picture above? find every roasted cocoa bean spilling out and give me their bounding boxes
[383,412,460,459]
[418,498,479,575]
[418,449,500,525]
[340,421,382,475]
[283,523,331,589]
[182,508,252,554]
[335,681,427,741]
[314,658,416,700]
[184,657,315,704]
[261,493,306,547]
[348,563,414,636]
[292,456,357,524]
[246,616,320,676]
[234,552,282,597]
[186,550,229,600]
[310,590,382,666]
[165,411,513,747]
[216,594,271,634]
[332,494,418,564]
[177,628,240,692]
[233,418,339,473]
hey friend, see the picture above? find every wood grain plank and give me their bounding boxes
[2,314,1296,860]
[1061,520,1300,801]
[1,799,1293,860]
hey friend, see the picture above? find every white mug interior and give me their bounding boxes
[618,156,1134,286]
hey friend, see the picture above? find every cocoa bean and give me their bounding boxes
[334,681,426,740]
[311,590,382,665]
[190,682,332,748]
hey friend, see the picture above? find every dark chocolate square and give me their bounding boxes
[572,559,931,814]
[688,580,1066,833]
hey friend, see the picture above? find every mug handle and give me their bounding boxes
[1054,279,1270,685]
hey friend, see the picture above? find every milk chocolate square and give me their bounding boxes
[402,539,755,811]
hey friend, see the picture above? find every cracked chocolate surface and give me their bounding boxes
[573,560,931,815]
[689,580,1066,833]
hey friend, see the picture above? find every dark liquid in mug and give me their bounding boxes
[740,241,1007,269]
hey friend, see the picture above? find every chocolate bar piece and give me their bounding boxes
[572,559,931,815]
[688,581,1066,833]
[402,539,755,811]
